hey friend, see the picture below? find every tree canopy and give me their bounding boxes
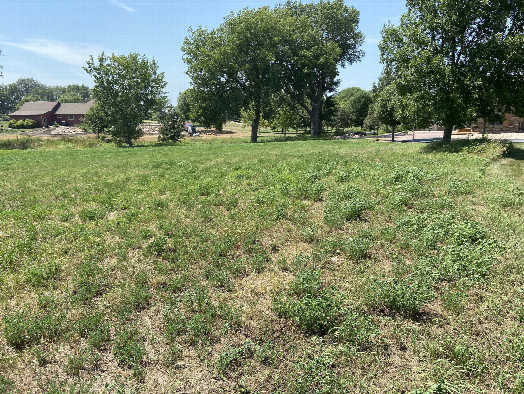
[277,0,364,137]
[380,0,524,143]
[182,0,364,141]
[183,7,282,142]
[0,79,92,115]
[334,87,372,129]
[84,52,166,146]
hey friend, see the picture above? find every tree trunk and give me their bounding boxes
[310,76,324,137]
[310,106,322,137]
[443,125,453,144]
[391,125,396,142]
[251,101,261,143]
[482,119,487,136]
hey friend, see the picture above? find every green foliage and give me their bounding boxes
[291,351,345,393]
[278,0,365,136]
[335,87,372,128]
[113,326,146,375]
[183,7,283,142]
[84,52,167,145]
[216,340,255,376]
[158,106,184,143]
[333,311,379,348]
[365,267,436,315]
[379,0,523,142]
[427,336,486,377]
[274,270,342,335]
[118,271,152,319]
[80,103,109,136]
[71,260,107,304]
[75,312,111,349]
[24,260,61,287]
[3,310,64,350]
[324,186,371,227]
[0,376,14,393]
[8,118,37,129]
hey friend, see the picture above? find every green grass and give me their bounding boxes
[0,138,522,392]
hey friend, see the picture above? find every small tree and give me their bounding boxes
[158,106,184,143]
[81,103,109,138]
[84,53,167,146]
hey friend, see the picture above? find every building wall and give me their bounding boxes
[10,110,56,127]
[473,114,524,132]
[54,114,84,126]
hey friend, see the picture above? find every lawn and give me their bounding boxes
[0,138,522,392]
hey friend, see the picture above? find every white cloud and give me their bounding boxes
[1,38,105,67]
[109,0,136,13]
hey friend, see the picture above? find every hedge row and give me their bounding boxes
[8,119,38,129]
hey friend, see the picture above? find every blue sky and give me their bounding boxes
[0,0,406,103]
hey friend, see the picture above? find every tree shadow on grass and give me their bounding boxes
[420,138,524,160]
[421,138,495,154]
[504,143,524,160]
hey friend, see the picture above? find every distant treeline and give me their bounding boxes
[0,78,92,115]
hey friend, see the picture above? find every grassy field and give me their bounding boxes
[0,137,522,392]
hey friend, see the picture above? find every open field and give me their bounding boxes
[0,138,523,392]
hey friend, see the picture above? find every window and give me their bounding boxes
[57,115,62,119]
[68,115,74,120]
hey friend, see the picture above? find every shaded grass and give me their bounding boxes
[0,139,522,392]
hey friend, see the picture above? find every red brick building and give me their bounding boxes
[8,101,60,128]
[9,100,95,127]
[54,100,95,126]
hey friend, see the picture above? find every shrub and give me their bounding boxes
[8,119,38,129]
[158,106,184,143]
[23,119,37,129]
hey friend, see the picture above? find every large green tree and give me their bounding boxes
[335,87,372,129]
[380,0,524,143]
[183,7,282,142]
[277,0,364,137]
[84,53,166,146]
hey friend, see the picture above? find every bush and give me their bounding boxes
[8,119,38,129]
[158,106,184,143]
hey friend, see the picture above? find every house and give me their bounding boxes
[9,100,95,127]
[8,101,60,128]
[54,100,95,126]
[473,114,524,133]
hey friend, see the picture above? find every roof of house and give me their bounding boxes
[55,100,95,115]
[9,101,59,116]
